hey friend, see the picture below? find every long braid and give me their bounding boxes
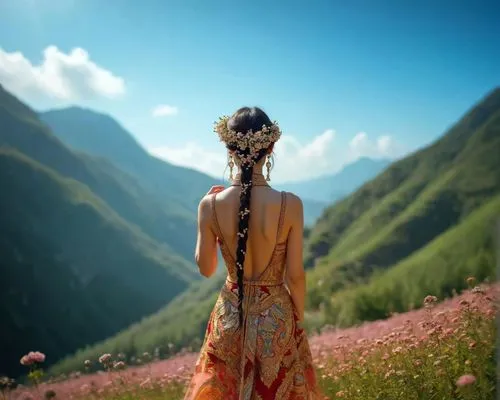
[235,163,252,327]
[215,106,280,329]
[234,148,268,328]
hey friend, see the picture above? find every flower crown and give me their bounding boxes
[213,115,282,166]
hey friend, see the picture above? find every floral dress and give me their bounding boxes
[184,192,323,400]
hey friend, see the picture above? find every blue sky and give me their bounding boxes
[1,0,499,182]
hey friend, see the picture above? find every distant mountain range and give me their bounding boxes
[276,158,390,225]
[47,87,500,375]
[40,107,217,214]
[276,157,391,203]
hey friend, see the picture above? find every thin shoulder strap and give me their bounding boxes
[276,191,287,241]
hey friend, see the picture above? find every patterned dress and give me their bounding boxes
[184,192,323,400]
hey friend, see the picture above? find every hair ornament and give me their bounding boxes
[214,115,281,166]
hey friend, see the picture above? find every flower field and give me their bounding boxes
[2,280,496,400]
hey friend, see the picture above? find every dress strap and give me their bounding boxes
[276,191,287,241]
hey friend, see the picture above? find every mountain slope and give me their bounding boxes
[0,147,197,378]
[0,85,197,260]
[325,193,499,327]
[276,157,391,203]
[305,87,500,308]
[49,271,227,376]
[39,107,218,213]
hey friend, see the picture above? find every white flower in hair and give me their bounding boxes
[214,115,282,166]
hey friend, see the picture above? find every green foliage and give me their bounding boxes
[322,195,499,328]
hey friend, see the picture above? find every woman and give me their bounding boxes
[184,107,322,399]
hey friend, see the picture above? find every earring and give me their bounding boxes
[265,155,272,181]
[228,154,235,181]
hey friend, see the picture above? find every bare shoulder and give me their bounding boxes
[282,191,303,215]
[198,194,213,216]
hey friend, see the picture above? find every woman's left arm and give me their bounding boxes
[195,195,218,277]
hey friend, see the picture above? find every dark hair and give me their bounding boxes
[226,107,273,327]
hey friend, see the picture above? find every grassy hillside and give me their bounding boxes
[0,84,197,260]
[305,87,500,305]
[49,270,226,376]
[315,194,499,328]
[0,148,197,378]
[40,106,218,213]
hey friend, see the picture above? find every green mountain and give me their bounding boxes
[0,85,197,260]
[324,193,499,327]
[48,88,500,375]
[0,86,199,377]
[305,87,500,320]
[40,107,218,213]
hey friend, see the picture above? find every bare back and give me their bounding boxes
[212,186,289,280]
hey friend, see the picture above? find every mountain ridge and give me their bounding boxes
[40,106,219,213]
[276,157,391,203]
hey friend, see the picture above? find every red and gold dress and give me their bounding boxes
[184,192,322,400]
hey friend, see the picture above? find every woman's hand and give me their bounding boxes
[206,185,225,196]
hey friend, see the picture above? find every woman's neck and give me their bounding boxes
[231,172,269,186]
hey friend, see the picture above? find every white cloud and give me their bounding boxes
[0,46,125,101]
[348,132,403,160]
[149,129,406,183]
[150,129,339,183]
[152,104,179,117]
[151,142,228,179]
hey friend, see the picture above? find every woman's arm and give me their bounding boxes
[285,194,306,322]
[195,195,218,277]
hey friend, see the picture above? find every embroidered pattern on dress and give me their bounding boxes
[185,192,323,400]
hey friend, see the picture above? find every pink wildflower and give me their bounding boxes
[20,351,45,366]
[20,355,33,366]
[29,351,46,363]
[456,374,476,387]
